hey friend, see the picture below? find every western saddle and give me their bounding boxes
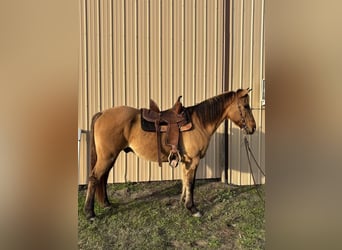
[141,96,192,168]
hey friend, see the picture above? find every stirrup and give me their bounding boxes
[168,150,181,168]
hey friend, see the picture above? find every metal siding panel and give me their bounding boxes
[184,0,196,107]
[172,0,184,181]
[79,0,89,185]
[87,0,101,123]
[79,0,263,185]
[242,0,253,88]
[194,0,205,179]
[252,0,263,108]
[149,0,162,181]
[137,0,151,182]
[240,0,254,185]
[101,0,116,183]
[227,0,265,185]
[173,0,184,101]
[216,0,225,180]
[79,0,88,131]
[251,0,265,185]
[160,0,172,181]
[205,0,217,179]
[112,0,127,183]
[231,0,243,87]
[100,0,113,111]
[125,0,139,182]
[183,0,196,187]
[229,0,243,185]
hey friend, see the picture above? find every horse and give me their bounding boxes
[84,88,256,219]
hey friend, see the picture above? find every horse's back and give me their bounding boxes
[101,106,139,119]
[93,106,139,149]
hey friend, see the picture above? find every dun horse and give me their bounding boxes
[84,88,256,219]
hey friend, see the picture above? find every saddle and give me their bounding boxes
[141,96,192,168]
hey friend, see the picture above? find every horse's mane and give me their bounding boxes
[187,91,236,127]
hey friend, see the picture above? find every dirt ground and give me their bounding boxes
[78,179,265,249]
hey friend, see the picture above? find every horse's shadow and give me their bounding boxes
[95,180,210,219]
[95,179,263,220]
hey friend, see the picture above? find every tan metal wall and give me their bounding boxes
[227,0,265,185]
[78,0,265,185]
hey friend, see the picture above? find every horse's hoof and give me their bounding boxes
[103,202,112,210]
[192,211,202,217]
[104,205,111,210]
[85,210,96,221]
[85,214,96,221]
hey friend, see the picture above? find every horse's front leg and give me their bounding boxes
[181,157,201,217]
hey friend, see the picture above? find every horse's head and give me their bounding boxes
[228,88,256,134]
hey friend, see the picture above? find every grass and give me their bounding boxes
[78,180,265,249]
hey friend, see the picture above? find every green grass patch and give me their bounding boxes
[79,180,265,249]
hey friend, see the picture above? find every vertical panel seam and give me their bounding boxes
[182,0,185,98]
[247,0,255,185]
[204,0,208,177]
[135,0,139,182]
[250,0,254,93]
[98,0,102,111]
[83,0,90,182]
[214,0,218,177]
[111,0,115,108]
[160,0,162,104]
[123,0,128,182]
[229,0,234,184]
[238,0,245,185]
[193,0,196,102]
[84,0,89,130]
[240,0,244,88]
[148,0,152,182]
[171,0,174,180]
[259,0,265,183]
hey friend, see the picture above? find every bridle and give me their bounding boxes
[237,99,248,134]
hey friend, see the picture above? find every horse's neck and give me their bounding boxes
[194,95,233,136]
[203,110,227,136]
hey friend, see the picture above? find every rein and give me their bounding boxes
[237,100,265,203]
[243,135,265,203]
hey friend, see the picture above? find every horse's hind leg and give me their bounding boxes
[84,156,115,220]
[101,170,111,207]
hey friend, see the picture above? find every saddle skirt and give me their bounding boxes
[140,96,192,167]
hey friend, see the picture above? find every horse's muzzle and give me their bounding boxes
[244,126,256,134]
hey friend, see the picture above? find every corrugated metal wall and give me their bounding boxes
[78,0,265,185]
[227,0,265,185]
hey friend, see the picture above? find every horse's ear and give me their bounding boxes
[237,88,251,98]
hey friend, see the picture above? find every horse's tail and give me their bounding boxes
[89,112,102,171]
[89,111,110,205]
